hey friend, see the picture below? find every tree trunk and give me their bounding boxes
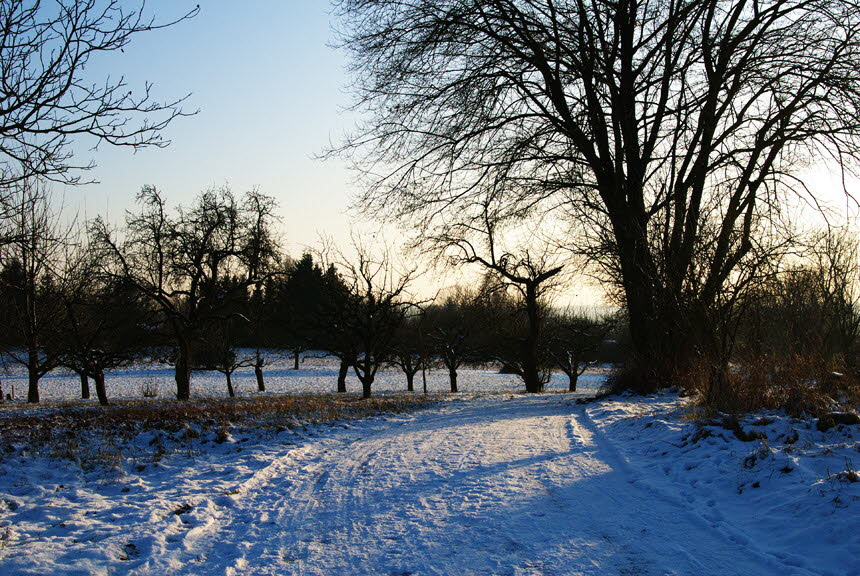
[360,375,373,399]
[175,337,192,401]
[27,348,39,403]
[94,369,109,406]
[448,367,458,393]
[226,371,235,398]
[79,371,91,399]
[337,359,349,393]
[521,283,543,393]
[616,227,668,393]
[254,362,265,392]
[705,362,731,410]
[293,349,300,370]
[406,370,414,392]
[568,371,579,392]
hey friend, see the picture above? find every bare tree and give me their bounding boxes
[91,186,279,400]
[242,190,280,392]
[389,313,429,392]
[425,287,483,393]
[336,239,415,399]
[428,198,564,392]
[314,263,358,393]
[0,179,68,402]
[53,242,151,406]
[336,0,860,393]
[205,319,253,399]
[0,1,197,187]
[546,308,615,392]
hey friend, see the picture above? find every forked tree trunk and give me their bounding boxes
[448,367,458,393]
[337,359,349,393]
[360,375,373,399]
[80,371,91,399]
[93,369,109,406]
[406,370,415,392]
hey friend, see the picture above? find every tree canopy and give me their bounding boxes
[336,0,860,391]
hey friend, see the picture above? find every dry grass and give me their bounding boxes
[0,393,437,434]
[0,393,439,468]
[603,351,860,417]
[697,355,860,416]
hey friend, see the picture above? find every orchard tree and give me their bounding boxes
[471,275,557,392]
[337,241,415,398]
[242,191,280,392]
[425,288,483,393]
[0,180,67,403]
[54,258,151,406]
[336,0,860,394]
[204,318,251,399]
[91,186,279,400]
[546,309,615,392]
[313,262,358,393]
[430,202,563,393]
[389,313,429,392]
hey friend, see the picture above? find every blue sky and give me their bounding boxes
[69,1,357,254]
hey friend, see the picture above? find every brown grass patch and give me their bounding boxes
[1,393,437,434]
[699,355,860,415]
[0,393,440,466]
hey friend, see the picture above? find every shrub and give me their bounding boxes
[698,354,858,416]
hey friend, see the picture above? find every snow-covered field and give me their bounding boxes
[1,386,857,575]
[0,353,609,402]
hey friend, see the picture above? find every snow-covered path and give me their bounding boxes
[3,393,853,576]
[118,395,811,576]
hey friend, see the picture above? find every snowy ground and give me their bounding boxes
[0,353,608,402]
[1,387,857,575]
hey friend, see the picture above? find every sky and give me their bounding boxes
[66,0,605,304]
[62,0,858,306]
[69,1,358,256]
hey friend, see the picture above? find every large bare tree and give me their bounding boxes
[335,0,860,392]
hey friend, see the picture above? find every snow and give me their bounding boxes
[0,353,610,402]
[1,385,858,575]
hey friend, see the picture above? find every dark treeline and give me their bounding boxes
[0,182,621,404]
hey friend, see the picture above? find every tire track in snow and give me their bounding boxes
[132,395,826,576]
[217,397,650,575]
